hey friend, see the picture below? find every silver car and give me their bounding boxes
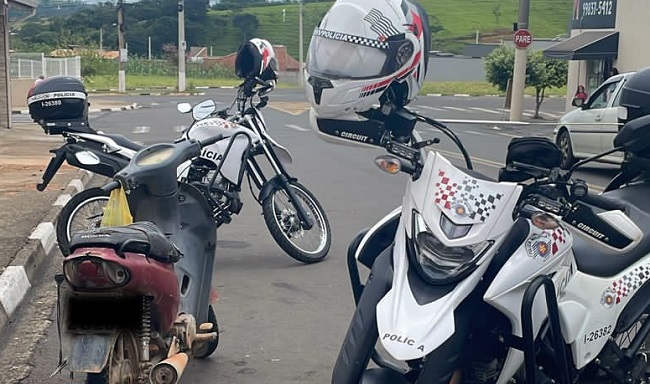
[554,72,635,169]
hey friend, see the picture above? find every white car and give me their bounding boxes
[554,72,635,169]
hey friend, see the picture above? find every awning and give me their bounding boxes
[543,31,619,60]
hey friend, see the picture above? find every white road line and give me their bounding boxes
[443,106,471,112]
[133,126,150,134]
[285,124,309,132]
[497,132,522,138]
[465,131,493,137]
[470,107,502,114]
[418,105,444,112]
[173,125,187,133]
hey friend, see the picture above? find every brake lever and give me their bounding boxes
[412,138,440,149]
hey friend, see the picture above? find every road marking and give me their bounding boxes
[285,124,309,132]
[496,132,522,138]
[173,125,187,133]
[418,105,444,112]
[470,107,502,114]
[465,130,493,137]
[443,106,471,112]
[269,102,310,115]
[133,126,150,134]
[151,102,160,106]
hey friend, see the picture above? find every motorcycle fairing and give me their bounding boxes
[376,152,521,361]
[376,225,501,360]
[558,255,650,369]
[406,153,522,246]
[186,117,292,184]
[68,333,118,373]
[483,219,575,384]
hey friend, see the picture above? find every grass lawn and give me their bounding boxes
[208,0,572,58]
[85,75,566,99]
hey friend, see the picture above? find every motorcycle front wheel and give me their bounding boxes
[56,187,110,256]
[262,181,331,264]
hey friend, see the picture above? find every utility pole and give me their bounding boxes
[509,0,530,122]
[298,0,304,86]
[117,0,126,93]
[99,28,103,51]
[178,0,186,92]
[148,36,151,60]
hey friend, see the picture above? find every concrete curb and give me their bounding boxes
[0,169,94,330]
[12,103,140,115]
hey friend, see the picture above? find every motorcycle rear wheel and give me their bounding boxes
[192,304,220,358]
[262,181,331,264]
[85,331,139,384]
[56,187,109,256]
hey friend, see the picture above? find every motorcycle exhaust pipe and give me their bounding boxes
[149,352,189,384]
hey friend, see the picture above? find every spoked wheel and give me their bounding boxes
[86,332,140,384]
[56,188,109,256]
[262,181,331,264]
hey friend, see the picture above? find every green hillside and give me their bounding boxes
[208,0,572,58]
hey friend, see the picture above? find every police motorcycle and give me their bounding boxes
[51,131,223,384]
[51,39,331,264]
[305,0,650,381]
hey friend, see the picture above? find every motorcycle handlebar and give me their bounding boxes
[102,180,120,192]
[198,134,224,148]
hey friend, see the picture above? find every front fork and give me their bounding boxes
[250,152,314,230]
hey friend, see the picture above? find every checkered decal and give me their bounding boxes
[611,263,650,304]
[550,227,567,255]
[314,28,389,50]
[434,170,503,222]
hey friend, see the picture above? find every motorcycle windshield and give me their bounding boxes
[377,152,523,360]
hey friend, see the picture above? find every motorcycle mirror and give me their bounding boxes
[192,100,217,121]
[177,103,192,113]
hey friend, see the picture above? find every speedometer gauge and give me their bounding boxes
[135,147,175,166]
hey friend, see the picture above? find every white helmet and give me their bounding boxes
[235,38,278,82]
[304,0,430,121]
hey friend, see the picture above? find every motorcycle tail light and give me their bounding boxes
[64,256,130,289]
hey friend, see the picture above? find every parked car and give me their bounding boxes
[554,72,635,169]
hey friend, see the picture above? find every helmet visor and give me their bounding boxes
[307,31,388,80]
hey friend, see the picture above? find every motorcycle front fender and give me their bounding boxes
[361,368,410,384]
[68,333,118,373]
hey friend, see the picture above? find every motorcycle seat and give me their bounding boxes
[102,133,144,152]
[69,221,182,263]
[573,184,650,277]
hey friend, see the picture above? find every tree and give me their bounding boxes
[232,13,259,42]
[484,46,568,118]
[527,51,568,118]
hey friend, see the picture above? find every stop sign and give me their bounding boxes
[514,29,533,49]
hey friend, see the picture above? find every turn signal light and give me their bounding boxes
[375,156,402,175]
[64,256,130,290]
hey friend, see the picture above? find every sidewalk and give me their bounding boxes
[0,99,135,330]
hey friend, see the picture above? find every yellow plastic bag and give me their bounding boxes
[100,187,133,227]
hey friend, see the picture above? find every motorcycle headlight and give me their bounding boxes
[410,211,491,285]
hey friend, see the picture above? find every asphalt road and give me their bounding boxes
[5,90,620,384]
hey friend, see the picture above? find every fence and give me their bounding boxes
[10,53,81,79]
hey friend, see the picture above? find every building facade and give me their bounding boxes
[544,0,650,110]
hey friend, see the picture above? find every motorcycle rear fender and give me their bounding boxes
[64,142,129,177]
[68,333,118,373]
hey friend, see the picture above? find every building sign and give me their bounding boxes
[572,0,617,29]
